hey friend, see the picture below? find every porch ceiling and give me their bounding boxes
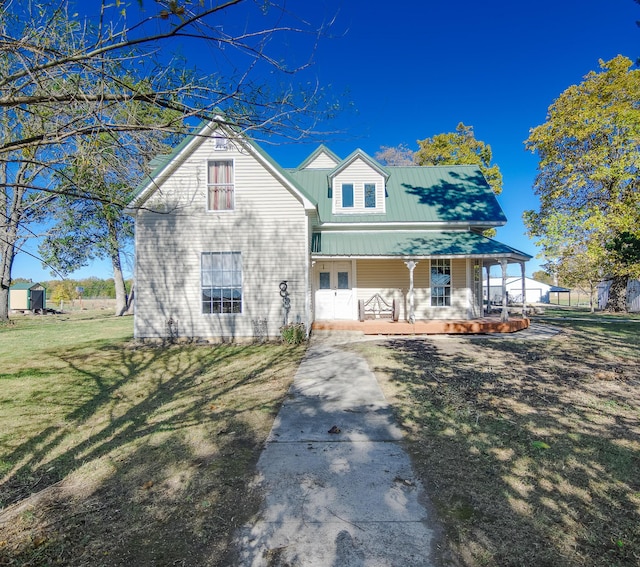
[311,230,531,262]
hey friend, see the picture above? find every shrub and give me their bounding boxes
[280,323,307,344]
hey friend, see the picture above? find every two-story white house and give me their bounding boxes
[127,121,531,340]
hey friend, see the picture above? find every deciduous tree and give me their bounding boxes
[374,144,415,166]
[0,0,337,320]
[414,122,503,196]
[524,55,640,312]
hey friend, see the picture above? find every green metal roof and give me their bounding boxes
[311,230,531,260]
[288,164,506,225]
[10,282,44,290]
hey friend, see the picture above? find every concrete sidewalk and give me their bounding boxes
[233,342,436,566]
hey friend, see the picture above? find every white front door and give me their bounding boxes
[315,261,353,320]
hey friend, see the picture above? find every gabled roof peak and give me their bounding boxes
[330,148,389,179]
[296,145,341,170]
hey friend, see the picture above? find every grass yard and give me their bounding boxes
[0,311,303,566]
[352,309,640,567]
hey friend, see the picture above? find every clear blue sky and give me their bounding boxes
[13,0,640,282]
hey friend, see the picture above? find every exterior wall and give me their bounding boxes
[355,259,410,319]
[415,258,470,320]
[9,289,28,310]
[353,258,472,321]
[134,137,309,340]
[305,152,339,169]
[332,158,386,215]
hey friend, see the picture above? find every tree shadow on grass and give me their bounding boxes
[365,332,640,567]
[0,339,304,566]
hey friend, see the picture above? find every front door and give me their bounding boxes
[315,261,353,320]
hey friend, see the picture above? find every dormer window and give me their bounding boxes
[364,183,376,208]
[214,136,228,151]
[342,183,354,208]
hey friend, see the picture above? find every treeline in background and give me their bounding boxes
[13,277,132,303]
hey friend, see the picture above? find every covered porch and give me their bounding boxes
[312,314,530,336]
[311,230,533,327]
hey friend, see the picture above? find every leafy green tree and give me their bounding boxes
[39,106,178,316]
[531,271,553,285]
[414,123,503,196]
[524,55,640,312]
[414,123,503,238]
[0,0,337,320]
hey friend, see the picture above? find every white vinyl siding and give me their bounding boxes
[332,157,386,214]
[134,135,308,340]
[355,260,427,321]
[304,151,340,169]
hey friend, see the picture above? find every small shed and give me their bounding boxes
[9,282,47,312]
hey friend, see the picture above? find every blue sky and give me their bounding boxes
[13,0,640,282]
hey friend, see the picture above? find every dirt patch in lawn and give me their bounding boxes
[351,318,640,567]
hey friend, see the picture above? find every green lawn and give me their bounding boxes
[353,310,640,567]
[0,311,303,566]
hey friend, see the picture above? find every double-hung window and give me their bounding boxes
[341,183,354,208]
[431,259,451,307]
[201,252,242,314]
[364,183,376,208]
[207,160,234,211]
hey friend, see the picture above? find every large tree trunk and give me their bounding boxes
[605,275,628,312]
[0,236,15,321]
[1,167,20,321]
[111,251,129,316]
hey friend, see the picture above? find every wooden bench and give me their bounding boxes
[358,294,399,322]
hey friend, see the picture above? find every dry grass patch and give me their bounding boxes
[352,313,640,567]
[0,312,304,566]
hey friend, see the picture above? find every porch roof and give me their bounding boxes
[311,230,532,261]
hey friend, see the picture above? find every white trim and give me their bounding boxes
[318,222,504,229]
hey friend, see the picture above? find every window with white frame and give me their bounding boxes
[431,259,451,306]
[201,252,242,314]
[207,160,234,211]
[364,183,376,208]
[214,136,228,151]
[342,183,354,208]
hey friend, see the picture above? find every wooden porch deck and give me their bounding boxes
[312,316,530,336]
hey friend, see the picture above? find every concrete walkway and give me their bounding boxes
[233,342,436,566]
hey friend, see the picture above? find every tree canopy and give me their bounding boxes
[0,0,337,319]
[414,122,503,196]
[524,55,640,311]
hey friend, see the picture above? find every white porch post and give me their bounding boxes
[485,264,491,315]
[520,261,527,317]
[404,260,418,324]
[500,259,509,322]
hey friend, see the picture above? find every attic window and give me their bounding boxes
[214,136,228,151]
[364,183,376,208]
[342,183,354,208]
